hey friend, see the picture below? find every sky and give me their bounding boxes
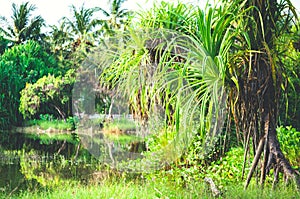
[0,0,201,26]
[0,0,299,27]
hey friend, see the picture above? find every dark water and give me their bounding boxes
[0,163,24,192]
[0,131,146,195]
[0,132,88,195]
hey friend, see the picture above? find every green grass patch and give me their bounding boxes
[25,119,74,131]
[4,174,300,199]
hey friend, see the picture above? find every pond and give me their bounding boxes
[0,132,75,193]
[0,130,146,196]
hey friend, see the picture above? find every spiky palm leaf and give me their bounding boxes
[95,1,242,167]
[63,5,101,40]
[99,0,131,36]
[0,2,44,44]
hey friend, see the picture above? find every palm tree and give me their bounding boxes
[63,4,101,47]
[0,2,45,45]
[138,1,191,32]
[228,0,300,189]
[47,22,74,61]
[96,0,300,189]
[99,0,131,35]
[138,0,300,189]
[97,1,233,165]
[49,22,71,51]
[61,4,103,64]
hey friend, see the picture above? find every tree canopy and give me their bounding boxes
[0,2,45,45]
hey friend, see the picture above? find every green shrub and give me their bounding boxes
[39,114,55,121]
[0,41,58,128]
[25,116,77,131]
[202,147,247,185]
[19,70,75,120]
[277,126,300,167]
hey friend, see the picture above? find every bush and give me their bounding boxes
[0,41,58,128]
[277,126,300,167]
[203,147,247,185]
[19,69,75,120]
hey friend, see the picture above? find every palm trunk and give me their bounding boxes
[233,0,300,190]
[244,108,300,190]
[268,128,300,190]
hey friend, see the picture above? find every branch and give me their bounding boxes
[244,136,265,190]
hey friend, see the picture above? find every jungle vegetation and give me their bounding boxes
[0,0,300,198]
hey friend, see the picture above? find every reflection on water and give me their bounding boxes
[0,130,148,196]
[0,131,90,195]
[0,163,23,193]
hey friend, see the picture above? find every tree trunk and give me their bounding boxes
[268,129,300,190]
[244,110,300,190]
[236,0,299,186]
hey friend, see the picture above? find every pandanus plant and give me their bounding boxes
[228,0,300,189]
[96,0,300,188]
[96,0,238,170]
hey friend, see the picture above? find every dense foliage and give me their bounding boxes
[95,0,300,189]
[0,41,57,128]
[0,0,299,197]
[19,69,76,120]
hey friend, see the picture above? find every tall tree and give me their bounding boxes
[0,2,45,45]
[48,23,72,53]
[63,5,101,45]
[47,22,74,64]
[99,0,131,36]
[61,4,103,64]
[96,0,300,189]
[229,0,300,189]
[0,41,57,128]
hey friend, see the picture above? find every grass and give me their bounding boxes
[2,176,206,199]
[38,120,73,130]
[24,119,74,131]
[3,175,299,199]
[223,184,300,199]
